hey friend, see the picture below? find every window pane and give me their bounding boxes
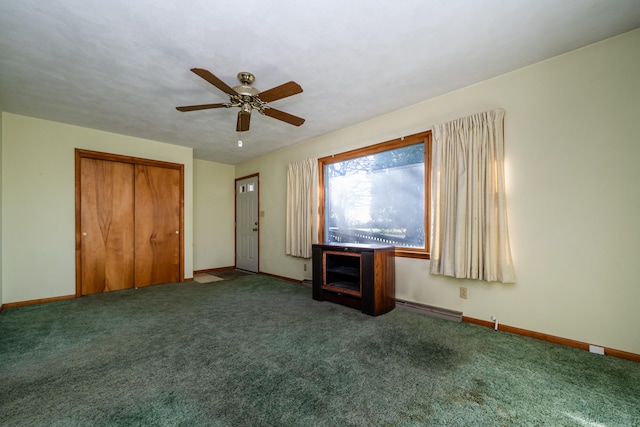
[324,143,424,248]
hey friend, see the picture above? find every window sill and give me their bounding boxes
[395,249,430,260]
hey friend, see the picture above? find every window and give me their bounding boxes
[238,183,255,193]
[319,131,431,259]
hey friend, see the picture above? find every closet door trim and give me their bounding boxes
[75,149,185,297]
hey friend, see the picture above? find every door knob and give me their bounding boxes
[252,228,258,231]
[82,232,88,236]
[175,230,179,234]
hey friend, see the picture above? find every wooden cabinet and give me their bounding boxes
[312,243,395,316]
[76,149,184,296]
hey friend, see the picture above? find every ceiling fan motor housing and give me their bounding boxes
[234,72,260,98]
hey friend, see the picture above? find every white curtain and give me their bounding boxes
[430,109,515,283]
[286,158,318,258]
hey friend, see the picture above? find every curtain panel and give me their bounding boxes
[285,158,318,258]
[430,109,515,283]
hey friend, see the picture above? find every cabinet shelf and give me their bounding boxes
[323,282,361,296]
[326,266,360,277]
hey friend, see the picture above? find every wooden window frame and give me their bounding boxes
[318,130,432,259]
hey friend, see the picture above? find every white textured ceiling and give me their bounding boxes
[1,1,639,164]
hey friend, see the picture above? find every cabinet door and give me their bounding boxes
[134,164,181,287]
[80,158,135,295]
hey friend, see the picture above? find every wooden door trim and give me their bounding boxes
[75,149,185,297]
[234,173,260,272]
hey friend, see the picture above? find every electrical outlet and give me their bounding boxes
[459,287,468,299]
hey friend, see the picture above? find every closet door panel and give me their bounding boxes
[134,165,181,287]
[80,158,135,295]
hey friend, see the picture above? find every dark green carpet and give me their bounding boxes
[1,275,638,426]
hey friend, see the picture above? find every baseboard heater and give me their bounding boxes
[395,299,463,322]
[306,279,463,322]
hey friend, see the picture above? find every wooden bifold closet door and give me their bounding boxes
[76,150,184,296]
[79,157,135,295]
[134,164,181,287]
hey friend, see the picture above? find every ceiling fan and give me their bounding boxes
[176,68,305,132]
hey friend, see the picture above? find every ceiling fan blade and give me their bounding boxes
[191,68,237,96]
[176,103,228,112]
[258,81,303,103]
[263,108,305,126]
[237,111,251,132]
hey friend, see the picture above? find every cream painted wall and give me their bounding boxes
[193,159,235,271]
[236,29,640,354]
[1,113,194,303]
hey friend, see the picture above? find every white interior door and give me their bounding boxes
[236,175,259,272]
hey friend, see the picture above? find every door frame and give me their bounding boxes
[75,149,185,297]
[235,173,260,272]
